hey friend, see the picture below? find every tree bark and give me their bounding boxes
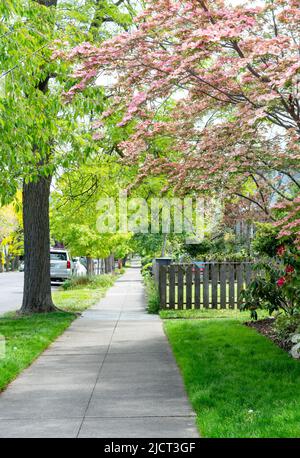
[5,253,10,272]
[86,256,94,276]
[111,254,115,272]
[104,256,111,273]
[20,176,55,313]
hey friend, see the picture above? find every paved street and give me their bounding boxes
[0,266,198,438]
[0,272,24,315]
[0,272,58,315]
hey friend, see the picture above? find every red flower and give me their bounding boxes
[285,265,295,274]
[276,245,285,257]
[277,277,286,287]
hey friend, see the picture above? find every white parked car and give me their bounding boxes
[50,248,73,282]
[73,258,87,277]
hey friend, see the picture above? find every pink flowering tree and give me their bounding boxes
[60,0,300,243]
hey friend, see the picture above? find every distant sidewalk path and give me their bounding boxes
[0,264,198,438]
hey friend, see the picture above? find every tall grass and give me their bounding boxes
[62,274,115,291]
[144,274,160,314]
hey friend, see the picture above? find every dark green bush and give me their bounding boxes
[252,223,281,257]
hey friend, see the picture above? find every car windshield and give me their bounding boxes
[50,252,67,261]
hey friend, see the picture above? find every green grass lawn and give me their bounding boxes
[0,312,75,392]
[164,317,300,438]
[160,308,270,321]
[53,288,105,313]
[0,275,116,392]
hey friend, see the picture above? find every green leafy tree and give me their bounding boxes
[0,192,23,271]
[0,0,134,312]
[50,155,134,272]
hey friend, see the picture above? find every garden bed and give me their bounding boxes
[245,318,293,353]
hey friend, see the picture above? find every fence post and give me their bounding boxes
[177,265,184,309]
[194,266,201,309]
[211,263,218,308]
[152,259,159,285]
[186,266,193,309]
[220,263,227,309]
[203,263,209,308]
[169,265,176,309]
[245,263,253,286]
[159,265,167,309]
[236,263,244,308]
[228,263,235,309]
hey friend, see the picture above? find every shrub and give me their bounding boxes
[204,250,252,262]
[144,274,160,314]
[141,255,153,266]
[241,230,300,319]
[240,259,300,319]
[141,262,153,277]
[252,223,281,258]
[274,313,300,340]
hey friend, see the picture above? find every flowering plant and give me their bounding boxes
[240,226,300,319]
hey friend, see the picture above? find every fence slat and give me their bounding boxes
[159,261,254,310]
[159,265,167,309]
[194,267,201,309]
[203,264,209,308]
[186,266,193,309]
[236,263,244,308]
[177,265,184,309]
[211,263,218,308]
[228,264,235,309]
[169,265,176,308]
[220,263,227,309]
[245,263,253,286]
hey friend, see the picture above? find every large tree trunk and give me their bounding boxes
[18,0,58,314]
[86,256,94,276]
[20,176,56,313]
[104,255,115,273]
[104,256,110,273]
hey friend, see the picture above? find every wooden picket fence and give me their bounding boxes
[158,262,254,310]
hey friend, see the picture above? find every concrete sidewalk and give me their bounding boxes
[0,266,198,438]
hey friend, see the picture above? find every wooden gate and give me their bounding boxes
[158,262,254,309]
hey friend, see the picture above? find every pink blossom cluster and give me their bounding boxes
[61,0,300,244]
